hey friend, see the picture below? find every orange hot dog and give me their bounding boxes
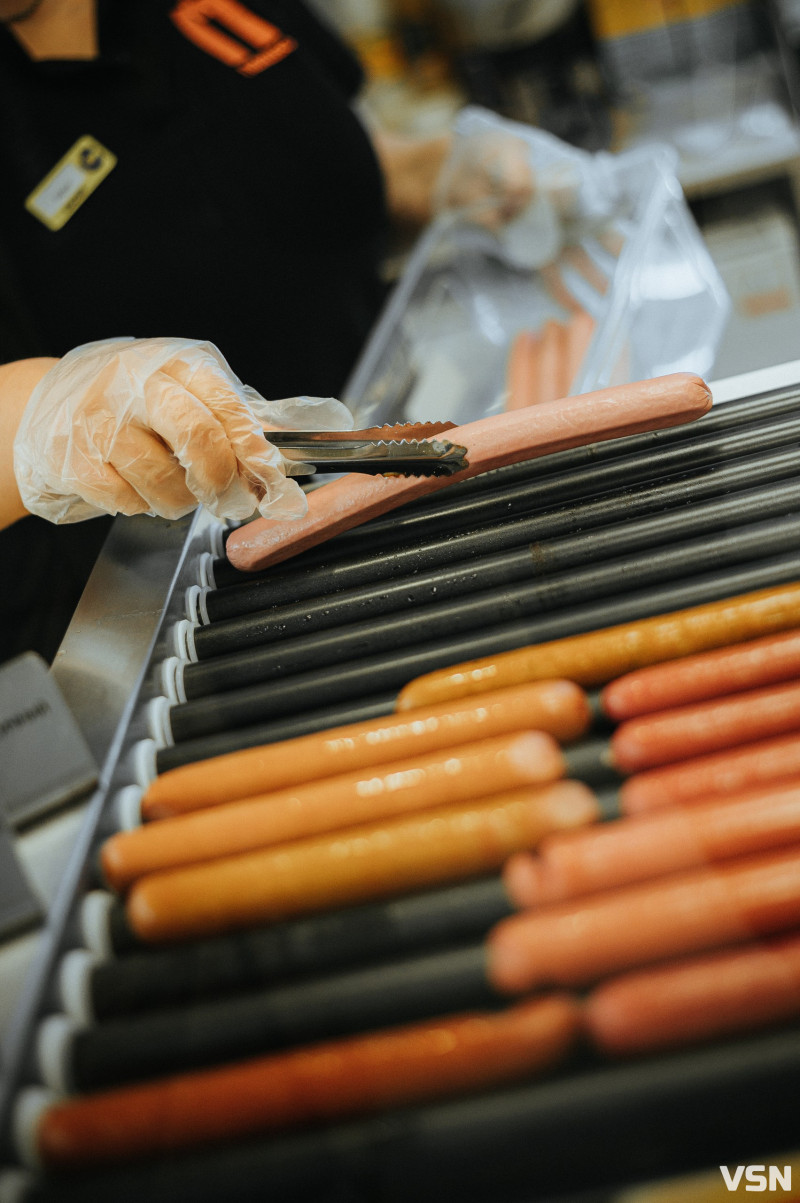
[564,311,595,390]
[103,730,566,892]
[126,781,599,943]
[488,846,800,995]
[536,320,569,406]
[507,314,592,410]
[504,781,800,907]
[506,330,542,411]
[226,373,711,572]
[33,995,581,1171]
[621,735,800,814]
[601,628,800,721]
[142,680,592,820]
[611,680,800,773]
[586,934,800,1055]
[395,581,800,711]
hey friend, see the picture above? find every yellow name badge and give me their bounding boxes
[25,135,116,231]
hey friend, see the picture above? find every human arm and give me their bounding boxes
[370,128,452,227]
[0,356,58,529]
[370,121,535,230]
[2,337,352,532]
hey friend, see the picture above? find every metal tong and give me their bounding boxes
[268,422,469,478]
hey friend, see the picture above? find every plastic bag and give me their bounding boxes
[345,109,729,426]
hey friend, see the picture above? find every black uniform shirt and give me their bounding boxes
[0,0,390,663]
[0,0,389,394]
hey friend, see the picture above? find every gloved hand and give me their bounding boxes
[13,337,353,525]
[433,107,621,270]
[434,120,536,230]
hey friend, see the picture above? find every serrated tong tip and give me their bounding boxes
[268,426,469,477]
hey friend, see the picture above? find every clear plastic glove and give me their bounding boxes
[434,120,535,230]
[434,107,623,270]
[13,337,353,525]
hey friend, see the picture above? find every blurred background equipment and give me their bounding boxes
[315,0,800,386]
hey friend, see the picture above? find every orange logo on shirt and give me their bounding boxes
[170,0,297,76]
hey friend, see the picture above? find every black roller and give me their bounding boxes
[155,693,395,775]
[66,946,496,1090]
[24,1028,800,1203]
[88,878,514,1020]
[196,452,800,657]
[207,383,800,590]
[168,549,800,742]
[259,410,800,566]
[206,424,800,621]
[182,508,800,701]
[561,737,624,789]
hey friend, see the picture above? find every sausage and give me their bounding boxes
[126,782,599,943]
[31,996,581,1170]
[601,628,800,720]
[621,733,800,814]
[504,781,800,905]
[488,846,800,995]
[142,680,592,820]
[611,679,800,773]
[103,731,566,891]
[585,935,800,1055]
[226,373,711,572]
[395,581,800,711]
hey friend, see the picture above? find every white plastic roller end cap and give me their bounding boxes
[132,738,157,789]
[184,585,202,624]
[0,1169,35,1203]
[198,552,216,589]
[160,658,187,706]
[113,785,143,830]
[174,619,198,662]
[208,523,226,557]
[12,1087,59,1170]
[58,948,99,1025]
[147,696,174,747]
[36,1014,77,1094]
[80,889,114,957]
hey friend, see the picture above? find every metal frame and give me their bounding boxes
[0,507,219,1146]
